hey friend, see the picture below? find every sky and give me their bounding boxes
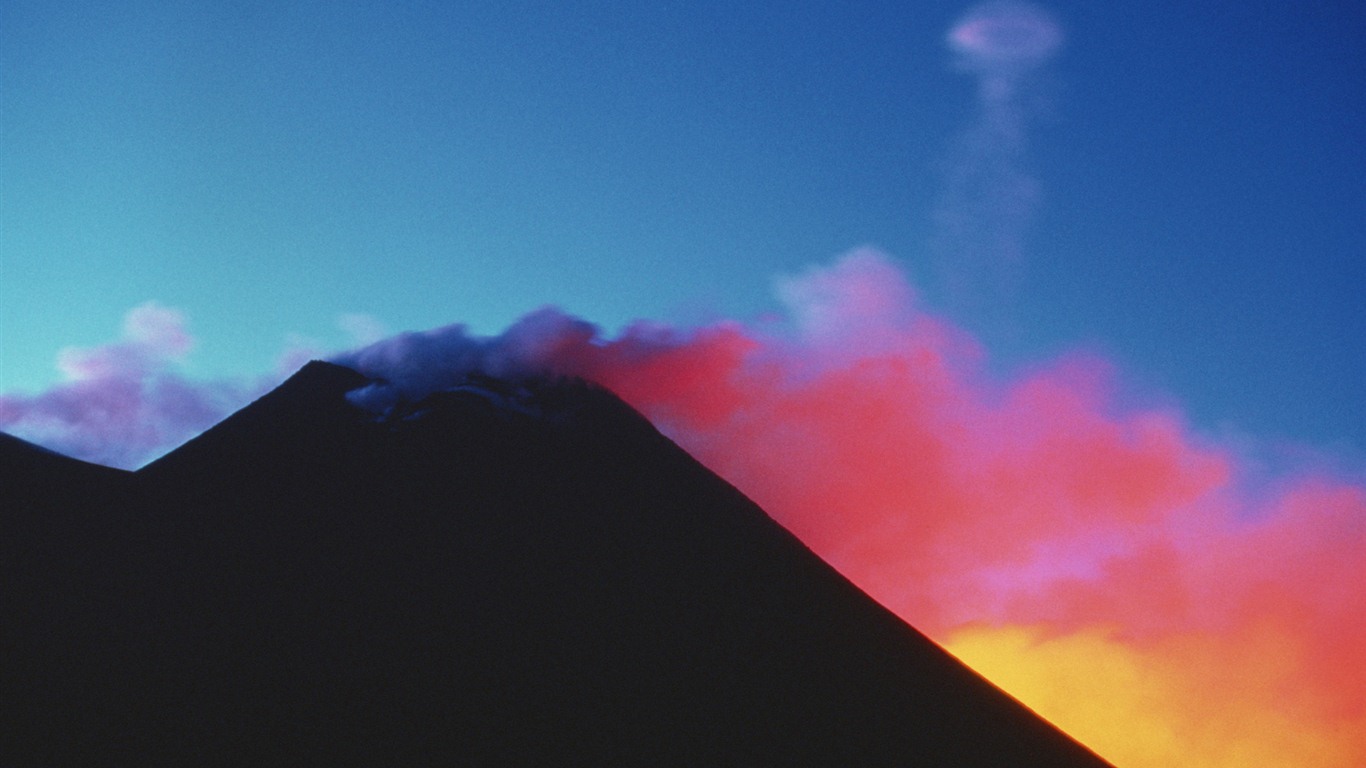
[3,0,1362,453]
[2,1,1364,766]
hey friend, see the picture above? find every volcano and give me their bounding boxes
[2,361,1111,766]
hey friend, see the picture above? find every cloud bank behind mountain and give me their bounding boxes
[3,251,1362,767]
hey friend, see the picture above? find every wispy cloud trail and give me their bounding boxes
[935,1,1062,322]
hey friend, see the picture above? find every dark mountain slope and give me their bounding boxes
[2,362,1111,766]
[1,431,130,499]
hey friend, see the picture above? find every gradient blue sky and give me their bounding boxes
[3,0,1362,455]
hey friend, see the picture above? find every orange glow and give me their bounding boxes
[945,623,1365,768]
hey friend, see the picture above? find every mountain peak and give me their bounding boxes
[5,361,1112,766]
[137,360,372,477]
[286,358,375,392]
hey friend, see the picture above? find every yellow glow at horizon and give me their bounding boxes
[943,624,1360,768]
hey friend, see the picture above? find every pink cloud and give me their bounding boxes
[1,303,258,469]
[337,249,1363,763]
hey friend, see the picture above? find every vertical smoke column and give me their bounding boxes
[935,1,1062,327]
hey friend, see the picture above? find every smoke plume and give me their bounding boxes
[5,253,1363,766]
[333,250,1366,767]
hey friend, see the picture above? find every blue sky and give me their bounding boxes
[2,0,1362,454]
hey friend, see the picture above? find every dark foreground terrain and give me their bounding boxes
[2,361,1110,766]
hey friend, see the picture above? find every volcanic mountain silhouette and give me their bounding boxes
[2,361,1112,766]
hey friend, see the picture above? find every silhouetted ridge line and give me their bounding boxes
[2,360,1113,766]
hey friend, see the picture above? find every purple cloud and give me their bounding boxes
[0,303,260,469]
